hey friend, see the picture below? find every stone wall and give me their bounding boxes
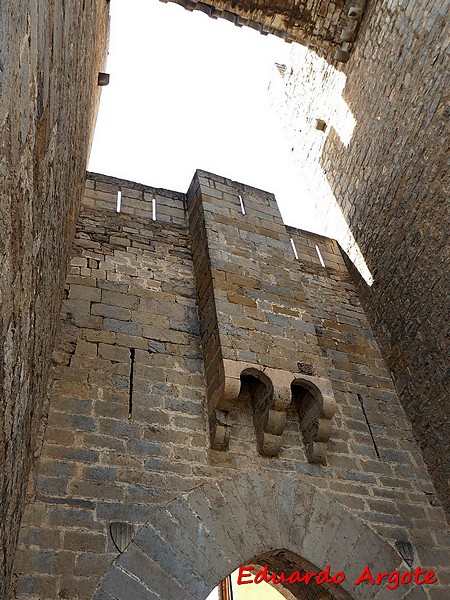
[162,0,368,56]
[0,2,109,598]
[268,0,450,516]
[13,172,449,599]
[3,0,448,597]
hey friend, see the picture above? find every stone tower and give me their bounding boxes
[12,171,450,599]
[1,0,449,598]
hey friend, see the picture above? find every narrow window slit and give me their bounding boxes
[116,190,122,213]
[239,194,246,215]
[128,348,135,419]
[290,238,299,260]
[315,244,326,268]
[152,197,157,221]
[357,393,381,460]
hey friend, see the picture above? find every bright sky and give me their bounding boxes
[206,569,286,600]
[88,0,318,230]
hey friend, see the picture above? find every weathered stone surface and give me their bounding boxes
[269,0,450,517]
[2,1,449,595]
[162,0,368,55]
[95,473,439,600]
[0,2,109,597]
[12,172,450,599]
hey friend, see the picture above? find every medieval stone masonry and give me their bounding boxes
[267,0,450,516]
[0,2,109,596]
[162,0,368,58]
[11,172,450,599]
[1,0,449,599]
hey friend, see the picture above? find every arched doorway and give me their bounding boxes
[94,472,413,600]
[208,550,355,600]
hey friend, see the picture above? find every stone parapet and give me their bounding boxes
[12,172,450,599]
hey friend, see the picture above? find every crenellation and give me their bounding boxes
[17,169,450,598]
[12,170,450,598]
[1,0,449,594]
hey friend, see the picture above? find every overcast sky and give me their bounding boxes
[88,0,321,230]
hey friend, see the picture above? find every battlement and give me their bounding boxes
[12,169,450,600]
[84,172,187,225]
[84,170,349,277]
[2,0,448,596]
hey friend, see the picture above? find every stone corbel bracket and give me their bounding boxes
[209,361,241,451]
[209,409,231,451]
[292,376,336,465]
[209,360,336,464]
[244,367,292,457]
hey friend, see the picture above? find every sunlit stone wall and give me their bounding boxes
[269,0,450,518]
[0,2,109,597]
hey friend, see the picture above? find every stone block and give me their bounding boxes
[166,496,233,577]
[98,343,131,363]
[63,531,106,554]
[35,476,68,497]
[102,290,138,309]
[84,329,116,344]
[15,574,55,599]
[91,303,131,320]
[20,528,62,552]
[99,565,158,600]
[65,413,97,432]
[118,544,196,600]
[45,446,100,464]
[104,319,142,336]
[59,576,98,599]
[134,525,210,597]
[69,285,102,302]
[96,502,157,524]
[147,510,217,586]
[47,507,95,529]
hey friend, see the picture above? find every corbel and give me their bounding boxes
[293,377,336,465]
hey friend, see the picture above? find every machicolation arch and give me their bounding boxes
[161,0,368,62]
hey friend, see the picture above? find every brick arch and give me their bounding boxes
[95,472,411,600]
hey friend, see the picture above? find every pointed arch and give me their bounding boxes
[95,472,413,600]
